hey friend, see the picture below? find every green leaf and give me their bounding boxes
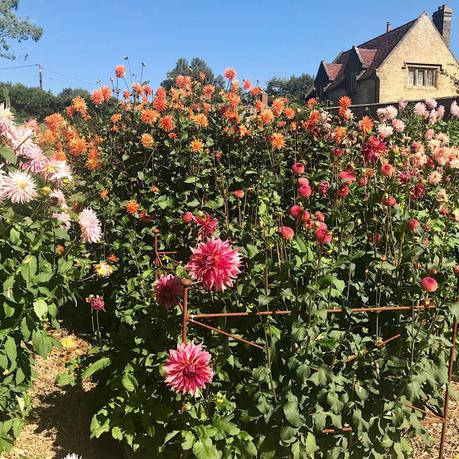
[33,298,48,320]
[246,244,259,259]
[448,302,459,320]
[283,394,304,428]
[82,357,111,378]
[112,426,123,441]
[0,146,17,163]
[4,336,17,364]
[9,227,20,245]
[32,330,52,358]
[122,373,138,392]
[181,431,195,450]
[305,432,319,456]
[213,418,240,436]
[192,438,220,459]
[184,176,199,183]
[20,255,37,285]
[56,372,74,386]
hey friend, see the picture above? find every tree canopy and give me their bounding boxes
[266,73,314,104]
[0,0,43,59]
[0,83,89,120]
[162,57,224,89]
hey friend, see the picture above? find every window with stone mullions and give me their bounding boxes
[417,69,425,86]
[407,67,437,87]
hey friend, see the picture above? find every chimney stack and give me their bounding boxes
[386,22,391,33]
[433,4,453,47]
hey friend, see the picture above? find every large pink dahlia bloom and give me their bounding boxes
[78,208,102,243]
[154,274,183,309]
[163,342,213,396]
[186,238,242,291]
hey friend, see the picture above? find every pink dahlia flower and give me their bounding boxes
[3,170,38,204]
[315,227,332,244]
[53,211,71,229]
[163,342,213,396]
[0,103,15,135]
[78,208,102,243]
[194,213,218,240]
[155,274,184,309]
[186,238,242,291]
[279,226,295,241]
[86,296,105,312]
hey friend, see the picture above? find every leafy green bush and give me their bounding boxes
[0,107,99,452]
[51,73,459,458]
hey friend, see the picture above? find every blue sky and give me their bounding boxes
[1,0,458,94]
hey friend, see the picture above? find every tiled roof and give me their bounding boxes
[323,63,343,80]
[321,18,417,92]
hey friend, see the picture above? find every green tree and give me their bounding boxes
[57,87,90,104]
[162,57,224,89]
[0,0,43,59]
[266,73,314,104]
[0,83,88,120]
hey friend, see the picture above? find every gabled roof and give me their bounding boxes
[319,17,417,92]
[323,62,343,80]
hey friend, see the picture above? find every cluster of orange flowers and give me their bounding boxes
[39,65,372,180]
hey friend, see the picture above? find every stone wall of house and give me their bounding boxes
[377,13,459,103]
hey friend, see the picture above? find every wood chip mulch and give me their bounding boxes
[0,328,121,459]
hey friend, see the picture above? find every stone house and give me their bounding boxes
[309,5,459,105]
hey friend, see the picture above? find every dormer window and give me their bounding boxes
[407,66,438,87]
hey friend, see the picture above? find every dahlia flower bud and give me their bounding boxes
[298,185,312,198]
[182,211,193,223]
[290,205,303,218]
[291,162,305,175]
[407,219,419,231]
[421,276,438,293]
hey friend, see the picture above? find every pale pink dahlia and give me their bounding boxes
[186,238,242,291]
[78,208,102,243]
[155,274,183,309]
[53,211,71,229]
[3,170,38,203]
[163,342,213,396]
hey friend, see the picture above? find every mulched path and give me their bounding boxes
[0,328,457,458]
[0,329,120,459]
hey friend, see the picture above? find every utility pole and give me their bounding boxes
[38,64,43,90]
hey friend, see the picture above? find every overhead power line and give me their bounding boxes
[0,63,98,90]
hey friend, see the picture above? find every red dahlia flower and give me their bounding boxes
[155,274,184,309]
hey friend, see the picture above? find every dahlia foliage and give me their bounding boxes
[44,64,459,458]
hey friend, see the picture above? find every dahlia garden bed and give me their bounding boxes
[0,66,458,458]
